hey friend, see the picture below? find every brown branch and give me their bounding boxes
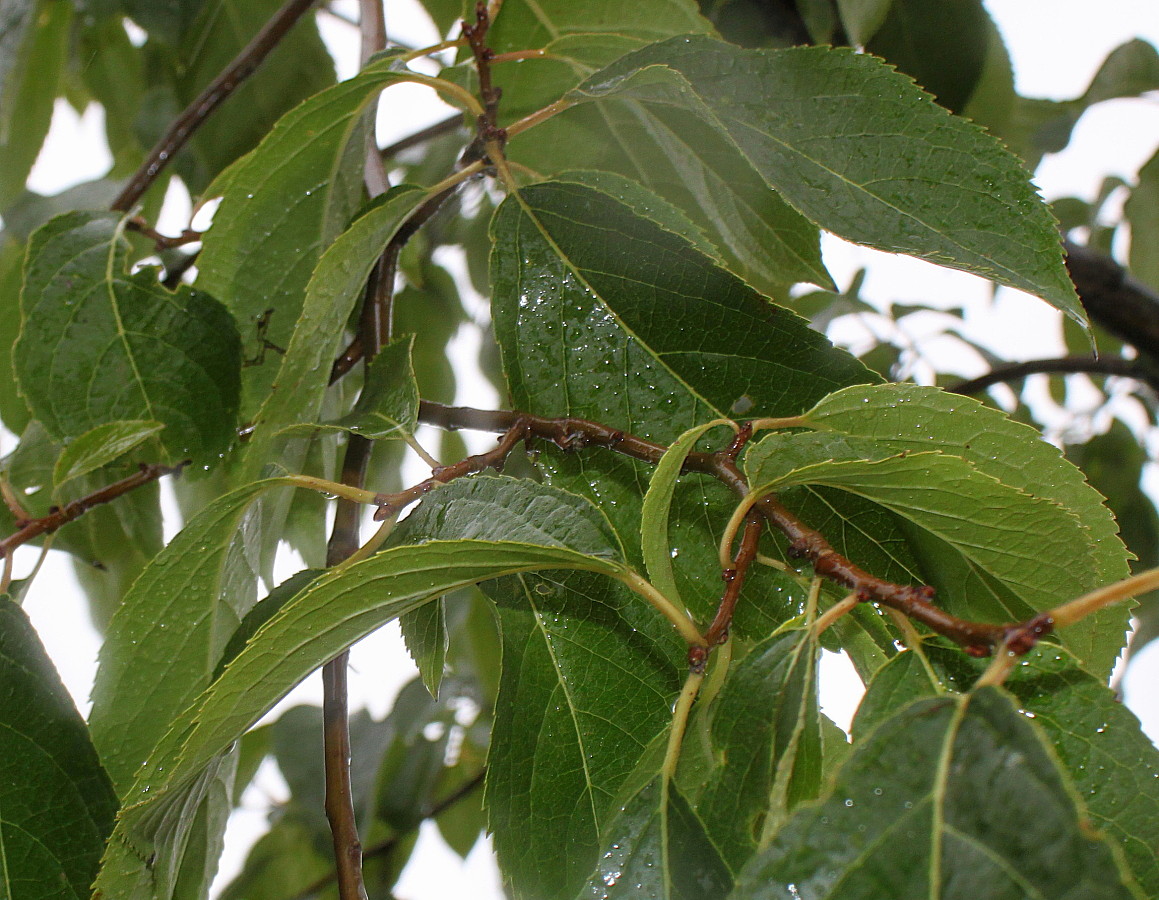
[0,462,186,559]
[379,115,464,162]
[288,769,486,900]
[416,401,1022,656]
[125,217,203,251]
[946,355,1159,396]
[111,0,321,212]
[1066,240,1159,364]
[705,512,762,648]
[329,181,467,383]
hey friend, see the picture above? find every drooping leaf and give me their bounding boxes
[500,32,834,295]
[491,180,869,635]
[745,435,1098,645]
[16,211,242,463]
[698,626,821,869]
[89,478,280,793]
[924,644,1159,896]
[401,594,447,698]
[835,0,893,46]
[734,688,1143,899]
[572,37,1084,322]
[52,419,165,488]
[0,599,119,900]
[799,383,1130,674]
[581,777,732,900]
[96,479,632,898]
[195,55,422,416]
[0,0,70,209]
[641,419,732,612]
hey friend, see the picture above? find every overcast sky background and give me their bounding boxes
[13,2,1159,897]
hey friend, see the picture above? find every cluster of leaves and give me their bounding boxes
[2,1,1159,899]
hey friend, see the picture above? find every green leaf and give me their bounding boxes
[195,56,420,417]
[501,33,834,295]
[52,419,165,488]
[0,238,31,432]
[169,0,336,192]
[0,0,70,209]
[1126,147,1159,293]
[698,627,821,869]
[856,642,1159,895]
[400,595,447,698]
[734,687,1143,899]
[835,0,892,45]
[485,570,684,900]
[1004,39,1159,169]
[864,0,991,114]
[641,419,731,612]
[326,334,420,439]
[89,478,279,793]
[581,777,732,899]
[573,37,1084,322]
[923,644,1159,895]
[16,211,242,463]
[745,436,1098,641]
[0,599,119,900]
[96,477,631,896]
[799,383,1130,674]
[488,0,710,52]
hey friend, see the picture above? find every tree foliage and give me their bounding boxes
[1,1,1158,898]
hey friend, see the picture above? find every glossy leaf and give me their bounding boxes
[17,211,242,462]
[698,627,821,869]
[96,477,632,897]
[745,435,1097,638]
[734,688,1142,899]
[800,383,1130,674]
[0,599,118,900]
[52,419,164,488]
[641,419,731,612]
[491,180,869,634]
[573,37,1084,321]
[486,570,684,900]
[582,777,732,900]
[195,55,418,415]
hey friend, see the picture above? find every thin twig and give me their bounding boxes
[0,462,186,559]
[360,0,390,197]
[329,179,469,383]
[111,0,321,212]
[379,114,464,161]
[288,769,486,900]
[946,355,1159,395]
[705,512,762,647]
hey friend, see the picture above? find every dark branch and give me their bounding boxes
[0,462,186,559]
[111,0,321,212]
[416,400,1019,655]
[704,512,762,649]
[946,355,1159,395]
[379,115,464,162]
[1066,240,1159,364]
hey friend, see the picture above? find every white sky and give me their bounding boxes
[13,2,1159,897]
